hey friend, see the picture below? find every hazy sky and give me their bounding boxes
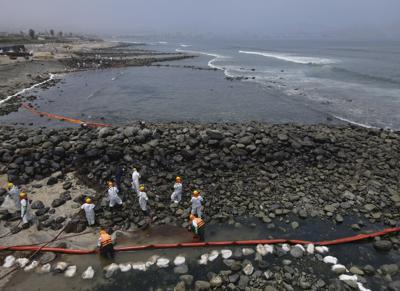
[1,0,399,39]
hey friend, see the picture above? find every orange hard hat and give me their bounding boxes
[107,181,113,187]
[176,176,182,182]
[19,192,27,198]
[100,229,107,235]
[189,214,196,221]
[192,190,200,197]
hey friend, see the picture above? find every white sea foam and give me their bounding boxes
[158,41,168,44]
[175,48,231,72]
[333,115,377,129]
[239,50,336,65]
[180,44,191,47]
[0,74,56,105]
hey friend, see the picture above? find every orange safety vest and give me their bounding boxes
[100,233,113,247]
[193,217,205,228]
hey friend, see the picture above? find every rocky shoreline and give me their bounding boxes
[0,122,399,290]
[0,122,399,231]
[0,41,194,117]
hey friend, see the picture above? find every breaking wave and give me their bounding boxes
[332,115,377,129]
[175,48,229,71]
[239,50,336,65]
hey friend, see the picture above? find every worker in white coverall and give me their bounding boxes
[107,181,123,208]
[191,190,203,218]
[138,185,149,215]
[81,197,95,226]
[171,176,183,204]
[131,168,141,194]
[7,182,21,208]
[19,192,32,225]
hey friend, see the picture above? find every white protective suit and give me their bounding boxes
[81,203,95,225]
[108,186,122,207]
[138,191,148,212]
[131,170,141,194]
[8,185,21,208]
[170,183,183,203]
[20,198,32,224]
[191,196,203,218]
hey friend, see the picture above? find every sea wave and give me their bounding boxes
[239,50,336,65]
[332,115,377,129]
[0,74,57,105]
[179,44,191,47]
[175,48,229,71]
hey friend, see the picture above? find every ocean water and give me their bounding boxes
[2,37,400,129]
[165,37,400,129]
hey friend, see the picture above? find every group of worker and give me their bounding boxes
[4,166,206,259]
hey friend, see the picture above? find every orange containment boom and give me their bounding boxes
[21,103,111,128]
[0,227,399,255]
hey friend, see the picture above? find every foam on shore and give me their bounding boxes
[0,74,56,105]
[239,50,336,65]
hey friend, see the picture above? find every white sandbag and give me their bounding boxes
[332,264,347,273]
[65,265,77,277]
[208,250,219,262]
[281,244,290,252]
[315,246,329,253]
[221,249,232,259]
[82,266,95,279]
[294,244,305,252]
[174,256,186,266]
[256,244,267,256]
[357,282,372,291]
[38,263,51,273]
[198,254,209,265]
[323,256,338,265]
[131,262,147,271]
[306,244,314,254]
[264,244,274,254]
[2,255,15,268]
[16,258,29,268]
[242,248,255,256]
[119,263,132,272]
[55,261,68,272]
[339,274,358,282]
[104,263,119,278]
[145,255,159,268]
[24,260,39,271]
[156,258,169,268]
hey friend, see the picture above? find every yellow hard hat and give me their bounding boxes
[176,176,182,182]
[19,192,27,198]
[139,185,145,191]
[85,197,92,204]
[192,190,200,197]
[189,214,196,221]
[99,229,106,235]
[7,182,13,189]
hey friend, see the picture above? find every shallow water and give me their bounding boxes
[5,216,399,290]
[0,64,335,127]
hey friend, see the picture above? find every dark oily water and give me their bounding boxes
[5,216,399,291]
[0,65,332,127]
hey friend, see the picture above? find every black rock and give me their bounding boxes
[35,207,50,216]
[62,182,72,190]
[373,240,393,251]
[31,200,45,209]
[60,192,72,201]
[47,176,58,185]
[51,198,65,208]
